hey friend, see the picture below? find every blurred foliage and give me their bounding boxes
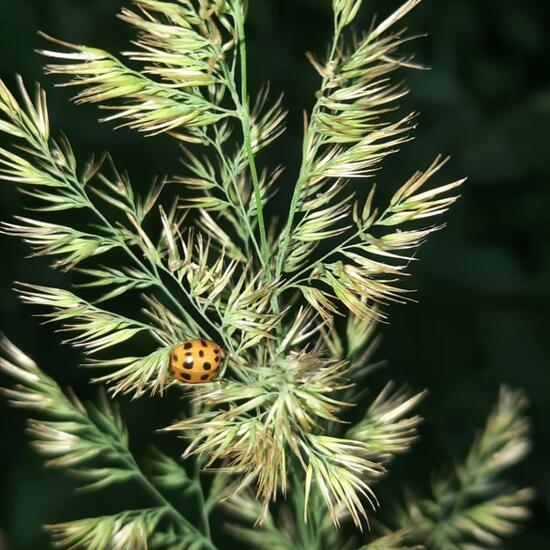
[0,0,549,548]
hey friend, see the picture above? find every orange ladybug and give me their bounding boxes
[170,339,224,384]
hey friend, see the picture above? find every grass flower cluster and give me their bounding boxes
[0,0,532,548]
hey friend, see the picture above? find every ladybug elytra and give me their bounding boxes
[170,339,224,384]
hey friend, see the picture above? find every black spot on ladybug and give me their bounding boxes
[184,342,192,350]
[200,374,209,381]
[214,348,219,354]
[215,356,219,363]
[199,350,205,358]
[203,362,211,371]
[184,356,193,369]
[201,340,207,347]
[172,353,178,361]
[181,373,191,381]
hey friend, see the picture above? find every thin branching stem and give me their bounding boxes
[205,132,260,259]
[83,187,216,341]
[190,400,212,540]
[52,153,231,348]
[72,397,215,548]
[157,265,214,334]
[274,15,343,280]
[120,453,216,550]
[233,4,271,278]
[280,227,364,292]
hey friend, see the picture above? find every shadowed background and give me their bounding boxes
[0,1,549,548]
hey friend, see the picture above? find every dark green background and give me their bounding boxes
[1,1,549,548]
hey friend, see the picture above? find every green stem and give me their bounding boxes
[234,4,271,278]
[206,132,262,260]
[190,400,212,539]
[71,403,216,549]
[274,16,343,279]
[121,453,216,550]
[274,136,315,279]
[193,469,211,540]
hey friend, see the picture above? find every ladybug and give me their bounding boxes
[170,339,224,384]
